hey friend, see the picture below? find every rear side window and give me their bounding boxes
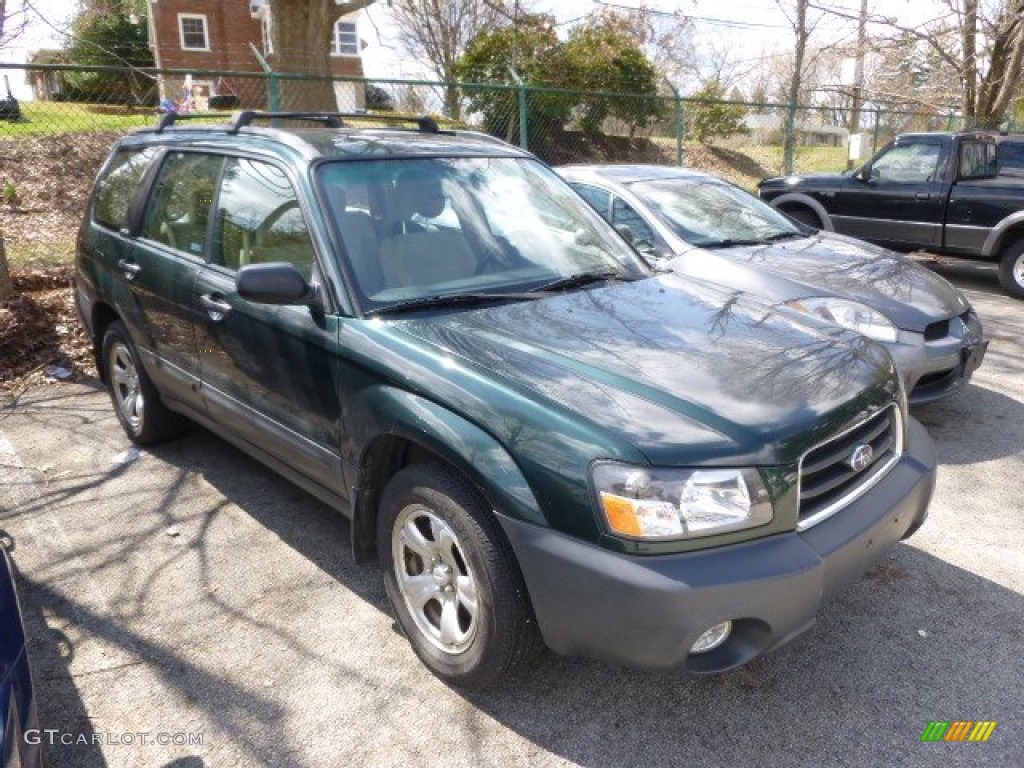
[141,152,223,257]
[92,146,159,231]
[958,141,997,179]
[998,140,1024,175]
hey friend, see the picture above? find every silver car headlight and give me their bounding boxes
[591,463,773,540]
[788,297,899,343]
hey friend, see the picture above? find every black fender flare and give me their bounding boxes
[768,193,835,231]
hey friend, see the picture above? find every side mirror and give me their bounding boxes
[237,262,319,306]
[854,167,870,182]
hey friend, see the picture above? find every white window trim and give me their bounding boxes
[331,19,359,58]
[261,14,274,56]
[178,13,210,52]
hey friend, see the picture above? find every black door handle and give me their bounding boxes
[915,192,931,200]
[117,258,142,279]
[199,294,232,321]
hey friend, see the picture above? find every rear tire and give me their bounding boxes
[377,463,541,688]
[101,321,187,445]
[998,240,1024,299]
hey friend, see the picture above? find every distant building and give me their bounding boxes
[25,50,66,101]
[743,113,849,147]
[146,0,370,111]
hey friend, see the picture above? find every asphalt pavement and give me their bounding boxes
[1,263,1021,768]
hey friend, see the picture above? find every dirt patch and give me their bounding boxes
[0,132,122,263]
[1,134,118,399]
[1,266,96,399]
[532,130,675,166]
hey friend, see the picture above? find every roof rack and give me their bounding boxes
[225,110,443,134]
[154,111,235,132]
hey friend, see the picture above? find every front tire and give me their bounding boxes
[783,206,823,229]
[101,321,187,445]
[377,463,541,688]
[998,239,1024,299]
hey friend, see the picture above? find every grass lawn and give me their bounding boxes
[0,101,158,136]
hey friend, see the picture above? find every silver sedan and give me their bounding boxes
[558,164,988,405]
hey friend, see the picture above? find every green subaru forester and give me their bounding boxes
[76,112,936,688]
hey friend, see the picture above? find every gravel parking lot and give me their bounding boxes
[1,262,1021,768]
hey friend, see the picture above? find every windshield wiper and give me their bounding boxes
[529,270,632,293]
[762,231,804,242]
[698,238,766,248]
[364,292,542,317]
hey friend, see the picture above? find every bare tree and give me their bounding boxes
[385,0,513,119]
[0,0,30,48]
[270,0,375,111]
[776,0,824,172]
[814,0,1024,128]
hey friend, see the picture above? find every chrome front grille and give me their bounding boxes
[797,405,902,530]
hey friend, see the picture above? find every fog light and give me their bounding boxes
[690,621,732,654]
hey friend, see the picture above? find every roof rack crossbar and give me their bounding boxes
[228,111,345,133]
[225,110,443,134]
[333,112,441,133]
[154,111,234,133]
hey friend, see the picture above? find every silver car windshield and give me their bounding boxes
[317,157,649,309]
[631,179,801,247]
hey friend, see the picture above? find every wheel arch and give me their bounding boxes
[349,389,545,565]
[769,192,834,231]
[981,211,1024,259]
[91,301,122,383]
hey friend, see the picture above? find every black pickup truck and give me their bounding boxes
[757,132,1024,298]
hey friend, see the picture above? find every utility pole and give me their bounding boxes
[846,0,867,169]
[848,0,867,135]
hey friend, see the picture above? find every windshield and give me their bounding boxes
[317,157,649,311]
[630,178,801,247]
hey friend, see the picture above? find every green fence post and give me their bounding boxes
[665,79,684,166]
[507,67,528,151]
[249,43,279,113]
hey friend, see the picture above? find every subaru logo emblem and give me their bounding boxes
[848,444,874,472]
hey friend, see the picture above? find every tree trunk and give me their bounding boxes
[963,0,977,122]
[444,84,461,121]
[270,0,375,112]
[976,1,1024,128]
[0,230,13,301]
[783,0,808,175]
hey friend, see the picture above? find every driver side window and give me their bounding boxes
[214,158,315,280]
[871,142,941,183]
[611,197,658,250]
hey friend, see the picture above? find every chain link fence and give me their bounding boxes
[2,61,1020,180]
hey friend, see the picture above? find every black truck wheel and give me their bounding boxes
[999,240,1024,299]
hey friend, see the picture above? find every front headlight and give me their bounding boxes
[591,463,773,540]
[788,297,899,343]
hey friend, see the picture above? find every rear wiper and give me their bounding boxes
[529,270,632,293]
[364,292,542,317]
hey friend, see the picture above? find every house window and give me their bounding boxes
[179,14,210,51]
[331,20,358,56]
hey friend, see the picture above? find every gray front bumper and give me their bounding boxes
[499,418,936,673]
[891,314,988,405]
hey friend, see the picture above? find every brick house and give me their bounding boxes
[146,0,370,111]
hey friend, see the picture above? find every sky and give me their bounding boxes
[2,0,948,99]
